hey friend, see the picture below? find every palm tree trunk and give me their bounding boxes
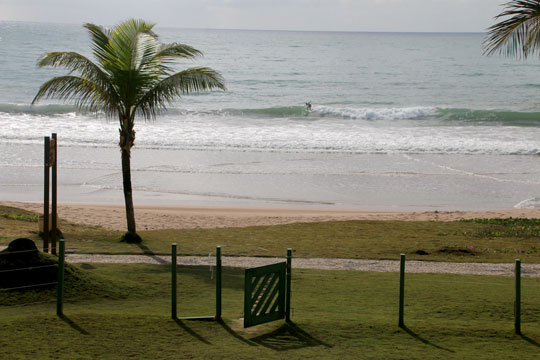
[119,118,137,235]
[121,146,136,234]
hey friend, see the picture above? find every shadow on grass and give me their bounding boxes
[137,243,168,264]
[174,318,211,345]
[217,319,258,346]
[58,314,89,335]
[176,265,245,290]
[249,321,332,351]
[400,325,454,353]
[520,334,540,347]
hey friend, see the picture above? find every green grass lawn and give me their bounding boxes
[2,205,540,263]
[2,263,540,359]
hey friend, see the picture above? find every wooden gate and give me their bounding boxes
[244,261,289,328]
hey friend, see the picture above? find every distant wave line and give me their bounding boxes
[2,102,540,125]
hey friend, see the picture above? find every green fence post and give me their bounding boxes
[56,239,65,316]
[286,248,292,322]
[216,246,222,321]
[515,259,521,335]
[172,243,177,319]
[399,253,405,328]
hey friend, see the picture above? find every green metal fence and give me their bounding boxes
[171,243,221,321]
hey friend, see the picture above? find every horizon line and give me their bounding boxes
[0,19,486,35]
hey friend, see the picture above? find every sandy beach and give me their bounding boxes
[3,200,540,231]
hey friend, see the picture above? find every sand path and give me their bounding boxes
[64,254,540,278]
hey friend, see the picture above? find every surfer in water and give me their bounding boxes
[305,102,312,112]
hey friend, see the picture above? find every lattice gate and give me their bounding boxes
[243,249,292,328]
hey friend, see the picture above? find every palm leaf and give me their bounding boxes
[84,23,115,69]
[484,0,540,58]
[135,67,226,119]
[108,19,156,71]
[32,76,115,115]
[37,52,111,88]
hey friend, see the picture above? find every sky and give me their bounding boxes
[0,0,505,33]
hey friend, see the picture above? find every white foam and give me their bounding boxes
[514,197,540,209]
[1,110,540,155]
[312,105,437,120]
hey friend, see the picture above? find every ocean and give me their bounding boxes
[1,21,540,210]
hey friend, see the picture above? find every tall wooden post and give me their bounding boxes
[51,133,57,255]
[43,136,50,253]
[43,133,58,255]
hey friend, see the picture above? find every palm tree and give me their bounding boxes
[484,0,540,58]
[33,19,225,242]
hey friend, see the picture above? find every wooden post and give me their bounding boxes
[43,136,50,253]
[51,133,57,255]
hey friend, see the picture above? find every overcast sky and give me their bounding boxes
[0,0,505,33]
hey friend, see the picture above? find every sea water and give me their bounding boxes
[1,21,540,210]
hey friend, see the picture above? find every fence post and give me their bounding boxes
[286,248,292,322]
[43,136,50,253]
[399,253,405,328]
[216,246,222,321]
[51,133,58,256]
[515,259,521,335]
[56,239,65,316]
[172,243,177,319]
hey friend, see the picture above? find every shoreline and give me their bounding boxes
[3,200,540,230]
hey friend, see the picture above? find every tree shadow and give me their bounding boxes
[174,318,211,345]
[180,266,245,290]
[217,319,258,346]
[520,334,540,347]
[137,243,168,264]
[249,321,332,351]
[400,325,454,353]
[58,314,89,335]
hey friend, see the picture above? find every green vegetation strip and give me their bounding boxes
[2,205,540,263]
[1,263,540,359]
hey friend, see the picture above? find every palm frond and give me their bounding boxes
[32,76,117,116]
[108,19,157,71]
[135,67,226,119]
[484,0,540,58]
[140,43,203,73]
[84,23,115,68]
[155,43,203,61]
[37,52,110,86]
